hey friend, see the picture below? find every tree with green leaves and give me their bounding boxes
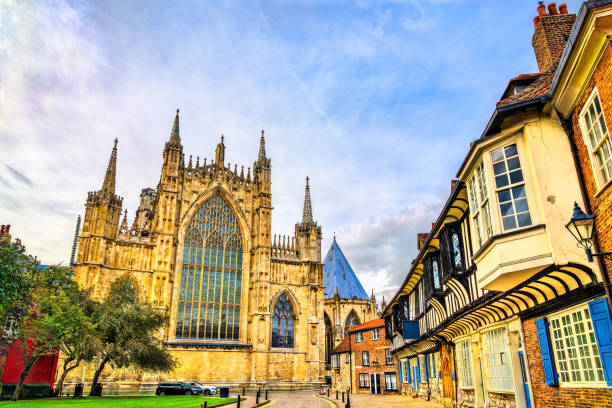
[10,265,92,401]
[88,278,176,396]
[0,238,37,337]
[52,288,97,396]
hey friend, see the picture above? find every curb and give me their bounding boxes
[253,399,272,407]
[315,394,340,407]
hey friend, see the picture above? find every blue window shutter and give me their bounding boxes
[431,354,436,377]
[416,358,421,383]
[423,356,428,382]
[535,317,558,386]
[588,298,612,386]
[406,361,411,382]
[398,361,403,383]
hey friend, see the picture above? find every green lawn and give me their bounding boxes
[0,396,238,407]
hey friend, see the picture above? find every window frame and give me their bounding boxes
[355,331,362,343]
[385,348,393,365]
[372,327,380,341]
[385,372,398,390]
[456,339,474,389]
[490,143,533,232]
[271,293,295,348]
[467,161,493,248]
[482,327,514,392]
[580,87,612,191]
[331,353,340,369]
[548,302,606,388]
[359,373,370,388]
[362,350,370,366]
[346,353,350,363]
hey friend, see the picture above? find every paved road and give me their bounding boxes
[236,391,442,408]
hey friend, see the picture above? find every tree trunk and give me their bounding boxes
[53,356,80,396]
[89,357,109,396]
[11,358,37,401]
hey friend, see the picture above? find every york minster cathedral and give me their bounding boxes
[72,110,377,388]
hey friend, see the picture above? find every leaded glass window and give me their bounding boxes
[175,194,242,340]
[271,293,295,348]
[452,233,462,268]
[457,339,474,388]
[550,305,604,385]
[483,327,513,391]
[432,259,441,290]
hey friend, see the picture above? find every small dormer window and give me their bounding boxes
[513,84,527,95]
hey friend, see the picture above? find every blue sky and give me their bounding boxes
[0,0,582,301]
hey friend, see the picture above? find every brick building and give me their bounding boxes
[383,2,612,408]
[331,319,399,395]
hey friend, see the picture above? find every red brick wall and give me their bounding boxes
[532,13,576,72]
[570,43,612,283]
[523,318,612,408]
[350,327,398,394]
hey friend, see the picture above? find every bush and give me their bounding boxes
[0,383,52,399]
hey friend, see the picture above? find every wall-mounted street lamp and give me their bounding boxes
[566,202,612,262]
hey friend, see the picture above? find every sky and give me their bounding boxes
[0,0,583,303]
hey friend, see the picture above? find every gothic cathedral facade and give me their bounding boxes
[72,111,376,389]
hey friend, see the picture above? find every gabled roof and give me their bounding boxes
[348,318,385,333]
[323,238,370,300]
[333,336,350,354]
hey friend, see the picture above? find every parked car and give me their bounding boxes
[185,382,217,395]
[155,382,202,395]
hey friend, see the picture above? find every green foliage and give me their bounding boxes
[88,279,176,394]
[0,239,38,328]
[0,383,51,400]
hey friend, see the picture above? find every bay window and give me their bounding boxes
[468,161,493,247]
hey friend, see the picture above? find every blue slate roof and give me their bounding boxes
[323,238,370,300]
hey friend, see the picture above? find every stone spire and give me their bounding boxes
[120,209,128,232]
[302,176,313,224]
[258,130,267,163]
[170,109,180,142]
[101,138,118,196]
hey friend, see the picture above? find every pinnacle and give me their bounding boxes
[302,176,313,224]
[101,138,118,197]
[257,130,267,165]
[170,109,180,142]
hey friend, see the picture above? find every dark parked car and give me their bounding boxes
[156,382,202,395]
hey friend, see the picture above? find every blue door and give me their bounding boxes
[518,351,532,408]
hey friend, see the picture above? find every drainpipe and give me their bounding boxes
[451,342,458,408]
[558,109,612,313]
[348,332,353,394]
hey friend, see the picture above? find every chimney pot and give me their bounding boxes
[6,225,10,233]
[0,225,4,234]
[537,1,547,16]
[548,2,558,15]
[559,3,568,14]
[533,16,540,30]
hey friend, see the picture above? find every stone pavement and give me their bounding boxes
[233,391,443,408]
[320,392,443,408]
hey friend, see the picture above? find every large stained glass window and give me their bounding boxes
[175,194,243,340]
[271,293,295,348]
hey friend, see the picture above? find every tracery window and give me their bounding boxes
[345,311,359,332]
[325,314,333,365]
[175,194,242,340]
[271,293,295,348]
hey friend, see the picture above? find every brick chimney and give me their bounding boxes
[532,2,575,72]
